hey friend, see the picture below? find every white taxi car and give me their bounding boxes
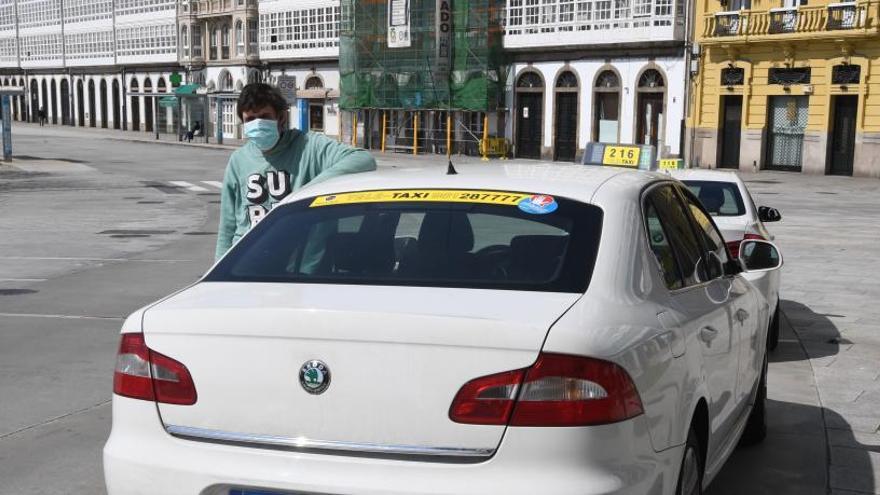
[104,164,782,495]
[669,169,783,350]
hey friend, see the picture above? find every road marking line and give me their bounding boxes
[0,312,125,320]
[203,180,223,189]
[0,278,47,282]
[141,180,184,194]
[170,180,208,192]
[0,256,192,262]
[0,400,111,441]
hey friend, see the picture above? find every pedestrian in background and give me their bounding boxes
[38,106,46,126]
[214,83,376,260]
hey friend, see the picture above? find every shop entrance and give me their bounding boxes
[517,92,543,159]
[828,95,857,176]
[554,92,577,162]
[719,95,743,169]
[767,95,808,170]
[515,72,544,159]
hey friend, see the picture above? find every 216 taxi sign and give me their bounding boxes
[602,146,640,167]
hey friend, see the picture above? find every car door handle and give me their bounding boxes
[736,309,750,322]
[700,326,719,344]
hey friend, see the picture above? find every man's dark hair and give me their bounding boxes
[237,83,288,120]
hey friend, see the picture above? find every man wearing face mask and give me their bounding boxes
[215,83,377,260]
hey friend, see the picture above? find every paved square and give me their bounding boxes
[1,124,879,494]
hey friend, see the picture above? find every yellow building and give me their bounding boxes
[689,0,880,177]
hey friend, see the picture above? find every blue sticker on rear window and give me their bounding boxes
[518,195,558,215]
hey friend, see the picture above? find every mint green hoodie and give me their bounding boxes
[215,129,376,260]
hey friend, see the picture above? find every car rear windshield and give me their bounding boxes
[205,190,603,293]
[683,180,746,217]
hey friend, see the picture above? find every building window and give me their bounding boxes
[305,76,323,89]
[721,67,745,86]
[181,26,189,59]
[209,27,218,59]
[638,69,665,88]
[517,71,543,88]
[556,71,578,88]
[248,20,258,54]
[635,69,666,147]
[115,23,176,58]
[235,20,244,56]
[654,0,673,23]
[259,5,338,53]
[593,69,620,143]
[115,0,175,17]
[309,103,324,132]
[192,25,202,58]
[221,24,230,59]
[832,64,860,85]
[768,67,811,85]
[219,71,234,92]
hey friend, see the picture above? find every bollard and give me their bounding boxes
[413,112,418,156]
[352,111,358,147]
[446,112,452,158]
[381,111,387,153]
[481,113,489,161]
[1,95,11,162]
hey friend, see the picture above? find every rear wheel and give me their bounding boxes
[768,304,780,351]
[676,428,703,495]
[740,352,768,445]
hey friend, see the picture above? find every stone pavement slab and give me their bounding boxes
[743,171,880,495]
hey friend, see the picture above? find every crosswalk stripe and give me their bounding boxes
[202,181,223,189]
[169,180,208,192]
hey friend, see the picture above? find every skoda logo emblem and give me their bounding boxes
[300,360,331,395]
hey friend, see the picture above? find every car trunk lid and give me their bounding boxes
[143,282,580,457]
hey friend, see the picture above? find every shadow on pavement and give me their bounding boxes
[707,300,877,494]
[707,400,876,494]
[769,299,842,364]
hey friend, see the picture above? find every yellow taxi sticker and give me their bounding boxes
[658,159,681,170]
[310,190,533,208]
[603,146,641,167]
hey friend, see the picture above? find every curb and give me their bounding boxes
[13,123,240,151]
[102,136,238,151]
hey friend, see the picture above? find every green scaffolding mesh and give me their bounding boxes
[339,0,506,111]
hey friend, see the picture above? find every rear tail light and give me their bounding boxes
[726,233,766,259]
[450,353,643,427]
[113,333,197,405]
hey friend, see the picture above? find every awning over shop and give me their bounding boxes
[297,88,339,99]
[174,84,201,95]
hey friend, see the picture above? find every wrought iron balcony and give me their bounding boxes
[703,0,880,42]
[769,6,799,33]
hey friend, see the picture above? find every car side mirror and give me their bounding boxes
[739,240,783,272]
[758,206,782,222]
[723,259,743,277]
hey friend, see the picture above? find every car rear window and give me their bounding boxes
[682,180,746,217]
[205,189,604,293]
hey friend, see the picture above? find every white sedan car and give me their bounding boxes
[669,169,783,350]
[105,164,781,495]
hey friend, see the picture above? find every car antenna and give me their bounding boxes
[446,160,458,175]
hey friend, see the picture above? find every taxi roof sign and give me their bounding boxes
[583,143,655,170]
[582,142,685,172]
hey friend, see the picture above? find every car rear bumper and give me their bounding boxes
[104,396,682,495]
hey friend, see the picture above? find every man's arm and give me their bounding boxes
[215,162,239,261]
[309,134,377,184]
